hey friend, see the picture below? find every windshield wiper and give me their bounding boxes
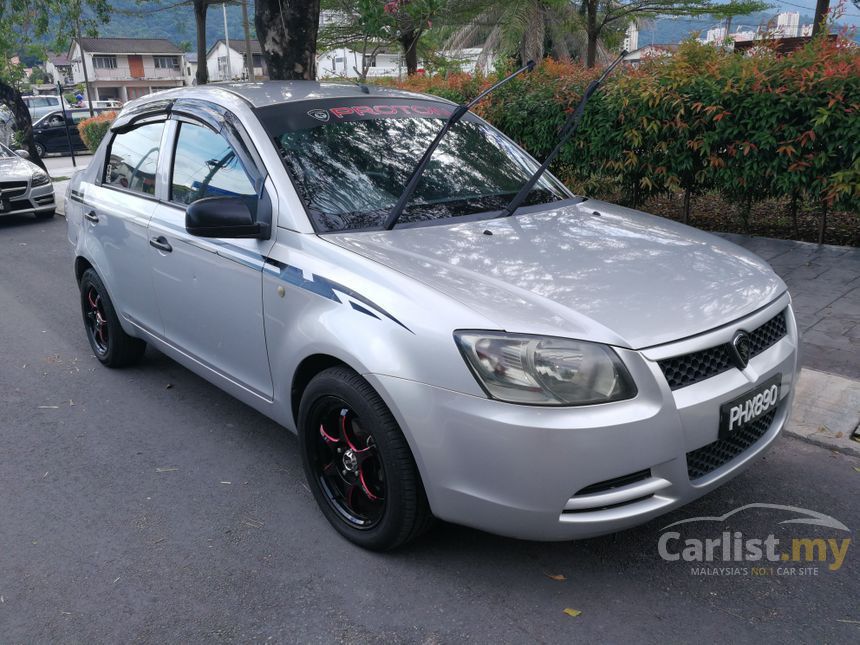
[498,51,627,219]
[383,60,536,231]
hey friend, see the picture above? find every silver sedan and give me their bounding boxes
[65,83,799,550]
[0,143,55,219]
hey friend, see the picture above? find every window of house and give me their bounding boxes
[127,87,150,100]
[217,56,228,71]
[252,54,263,68]
[103,122,164,196]
[154,56,179,69]
[92,55,117,69]
[170,122,256,210]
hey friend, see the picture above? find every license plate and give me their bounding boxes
[719,374,781,438]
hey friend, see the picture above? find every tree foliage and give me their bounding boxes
[0,0,110,167]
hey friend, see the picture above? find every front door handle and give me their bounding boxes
[84,210,99,223]
[149,236,173,253]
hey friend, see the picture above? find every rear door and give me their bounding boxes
[147,111,274,398]
[82,119,166,335]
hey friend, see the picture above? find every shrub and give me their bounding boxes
[388,37,859,242]
[78,110,117,152]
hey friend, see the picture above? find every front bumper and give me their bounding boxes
[0,181,55,216]
[368,294,799,541]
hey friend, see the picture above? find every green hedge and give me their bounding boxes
[78,111,117,152]
[391,38,859,242]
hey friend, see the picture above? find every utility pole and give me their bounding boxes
[241,0,255,82]
[222,3,233,81]
[75,18,94,117]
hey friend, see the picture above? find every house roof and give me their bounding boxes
[207,39,263,58]
[75,38,182,55]
[48,53,70,66]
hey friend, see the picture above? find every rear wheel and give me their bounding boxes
[299,366,433,550]
[79,268,146,367]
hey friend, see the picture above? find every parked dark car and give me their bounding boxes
[32,108,106,157]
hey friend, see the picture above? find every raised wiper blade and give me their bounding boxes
[498,51,627,219]
[383,60,536,231]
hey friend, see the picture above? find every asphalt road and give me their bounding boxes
[1,214,858,644]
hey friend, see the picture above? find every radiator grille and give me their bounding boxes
[659,311,787,390]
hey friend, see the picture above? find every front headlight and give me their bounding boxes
[31,171,51,187]
[454,331,637,406]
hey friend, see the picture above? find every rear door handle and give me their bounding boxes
[149,236,173,253]
[84,210,99,223]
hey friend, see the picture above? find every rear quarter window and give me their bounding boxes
[103,122,164,196]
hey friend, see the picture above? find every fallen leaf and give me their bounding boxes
[835,432,844,439]
[545,573,566,581]
[155,467,178,473]
[563,608,582,618]
[165,383,173,389]
[854,467,860,474]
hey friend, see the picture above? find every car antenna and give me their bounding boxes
[383,60,536,231]
[497,50,627,219]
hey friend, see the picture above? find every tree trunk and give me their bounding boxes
[585,0,598,68]
[812,0,829,36]
[683,187,692,224]
[399,30,420,76]
[817,202,827,245]
[0,80,46,171]
[194,0,209,85]
[255,0,321,80]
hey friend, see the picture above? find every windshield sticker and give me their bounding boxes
[312,104,454,121]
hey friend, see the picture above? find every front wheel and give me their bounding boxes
[33,141,45,158]
[298,367,433,550]
[79,268,146,367]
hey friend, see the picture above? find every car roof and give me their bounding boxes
[129,81,452,110]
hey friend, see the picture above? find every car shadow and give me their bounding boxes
[0,214,55,229]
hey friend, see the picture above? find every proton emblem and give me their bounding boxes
[307,109,330,122]
[731,331,752,369]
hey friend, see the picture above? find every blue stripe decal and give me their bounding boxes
[265,259,411,333]
[350,301,380,319]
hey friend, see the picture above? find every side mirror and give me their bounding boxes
[14,149,29,159]
[185,196,269,239]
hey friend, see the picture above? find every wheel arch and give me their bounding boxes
[290,353,353,427]
[75,255,94,285]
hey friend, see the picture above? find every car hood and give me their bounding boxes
[326,199,786,349]
[0,156,38,180]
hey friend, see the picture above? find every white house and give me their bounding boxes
[623,44,679,66]
[622,24,639,53]
[45,53,73,86]
[184,52,198,85]
[206,39,268,82]
[317,47,403,79]
[68,38,185,103]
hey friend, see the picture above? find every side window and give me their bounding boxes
[103,122,164,196]
[170,121,257,208]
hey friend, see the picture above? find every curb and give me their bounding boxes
[784,368,860,457]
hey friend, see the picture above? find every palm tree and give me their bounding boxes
[443,0,609,68]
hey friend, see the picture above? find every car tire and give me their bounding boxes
[79,268,146,367]
[33,142,45,158]
[34,210,54,220]
[298,366,433,550]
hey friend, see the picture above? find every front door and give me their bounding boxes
[128,55,144,78]
[148,119,274,398]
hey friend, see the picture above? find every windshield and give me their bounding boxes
[258,99,567,232]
